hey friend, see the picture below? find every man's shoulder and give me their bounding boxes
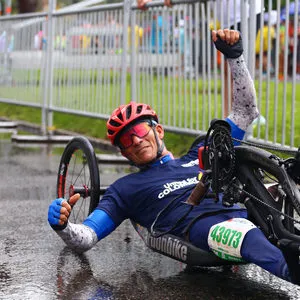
[112,170,141,184]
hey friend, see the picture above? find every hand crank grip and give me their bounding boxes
[186,172,211,206]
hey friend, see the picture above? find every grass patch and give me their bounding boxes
[0,69,299,152]
[0,103,195,156]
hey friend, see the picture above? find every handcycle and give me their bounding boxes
[56,119,300,267]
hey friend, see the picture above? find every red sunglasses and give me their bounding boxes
[118,122,152,149]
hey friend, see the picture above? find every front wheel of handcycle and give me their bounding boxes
[57,137,100,224]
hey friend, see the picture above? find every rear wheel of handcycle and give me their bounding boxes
[57,137,100,224]
[234,146,300,243]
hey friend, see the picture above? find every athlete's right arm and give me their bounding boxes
[47,194,116,253]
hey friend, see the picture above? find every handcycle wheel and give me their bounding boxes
[234,146,300,243]
[57,137,100,224]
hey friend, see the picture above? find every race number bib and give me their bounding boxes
[208,218,256,262]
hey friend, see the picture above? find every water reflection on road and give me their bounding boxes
[0,138,299,300]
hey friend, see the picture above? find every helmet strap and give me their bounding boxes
[150,120,165,159]
[153,129,165,159]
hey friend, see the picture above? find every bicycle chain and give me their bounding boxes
[232,137,297,155]
[231,182,300,225]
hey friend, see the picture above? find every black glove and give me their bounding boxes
[213,34,243,59]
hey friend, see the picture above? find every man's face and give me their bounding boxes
[119,121,164,165]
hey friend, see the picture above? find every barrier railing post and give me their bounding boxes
[47,0,56,135]
[120,0,131,104]
[42,0,56,135]
[130,9,137,102]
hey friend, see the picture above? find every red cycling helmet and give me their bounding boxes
[107,101,158,145]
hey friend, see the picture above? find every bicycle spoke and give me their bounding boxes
[70,151,78,185]
[56,137,100,224]
[71,196,88,223]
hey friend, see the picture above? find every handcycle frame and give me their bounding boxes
[56,121,300,267]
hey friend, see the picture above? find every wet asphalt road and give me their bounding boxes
[1,137,300,300]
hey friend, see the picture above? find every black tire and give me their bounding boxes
[235,146,300,243]
[57,137,100,224]
[189,134,207,150]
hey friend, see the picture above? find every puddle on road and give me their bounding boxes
[0,138,300,299]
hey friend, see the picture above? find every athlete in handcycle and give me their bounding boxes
[48,29,300,285]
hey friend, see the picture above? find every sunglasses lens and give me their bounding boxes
[119,123,151,149]
[119,134,132,149]
[133,123,151,137]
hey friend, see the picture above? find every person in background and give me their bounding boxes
[255,12,276,74]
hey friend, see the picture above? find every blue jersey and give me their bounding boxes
[96,119,245,237]
[73,119,291,283]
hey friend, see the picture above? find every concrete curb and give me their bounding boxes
[0,121,18,128]
[96,154,129,164]
[0,118,130,165]
[11,134,74,143]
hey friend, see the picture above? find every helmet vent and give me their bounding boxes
[126,106,132,119]
[109,119,121,127]
[117,112,123,121]
[136,105,143,114]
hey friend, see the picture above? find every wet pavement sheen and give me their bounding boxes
[0,138,300,300]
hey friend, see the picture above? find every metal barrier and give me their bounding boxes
[0,0,299,150]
